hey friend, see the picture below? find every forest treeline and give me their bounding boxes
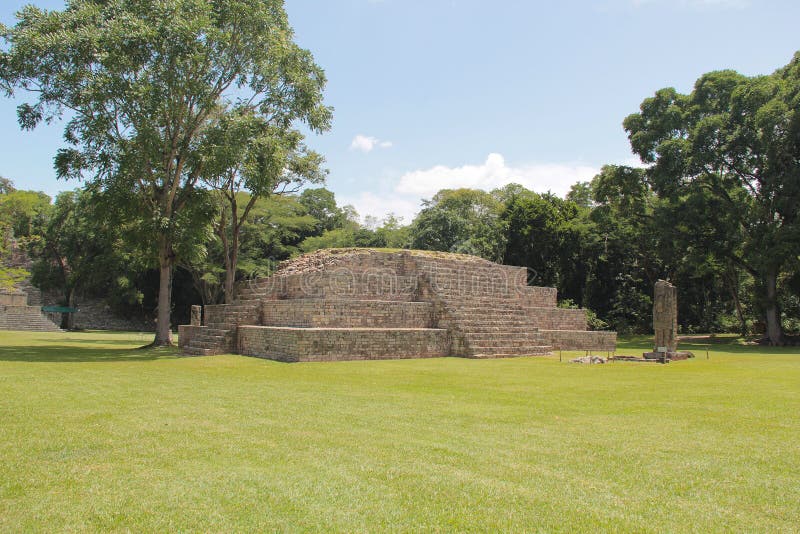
[0,0,797,343]
[2,172,798,338]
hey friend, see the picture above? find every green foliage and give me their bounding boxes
[558,298,609,331]
[501,186,585,291]
[623,53,800,343]
[1,0,331,342]
[0,266,27,291]
[0,189,51,238]
[410,188,506,262]
[0,176,14,195]
[27,188,149,326]
[298,188,349,235]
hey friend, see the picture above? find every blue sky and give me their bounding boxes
[1,0,798,222]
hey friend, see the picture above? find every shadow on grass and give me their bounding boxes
[0,344,182,363]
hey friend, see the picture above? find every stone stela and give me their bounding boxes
[644,280,692,362]
[178,249,617,362]
[654,279,678,353]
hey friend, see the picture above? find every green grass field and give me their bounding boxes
[1,331,798,532]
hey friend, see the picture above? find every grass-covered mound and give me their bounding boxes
[1,331,798,531]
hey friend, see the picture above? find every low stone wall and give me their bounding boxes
[519,286,558,308]
[262,299,434,328]
[0,304,61,331]
[540,330,617,351]
[178,325,199,349]
[0,292,27,306]
[521,307,587,331]
[241,272,420,301]
[70,299,154,332]
[204,302,260,328]
[238,326,450,362]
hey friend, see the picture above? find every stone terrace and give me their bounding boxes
[0,291,61,332]
[179,248,616,361]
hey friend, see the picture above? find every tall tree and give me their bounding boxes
[201,108,325,303]
[1,0,331,344]
[624,53,800,344]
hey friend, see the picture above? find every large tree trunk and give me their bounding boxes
[61,288,76,330]
[223,247,235,305]
[223,230,239,305]
[724,269,747,337]
[764,270,784,346]
[153,239,174,346]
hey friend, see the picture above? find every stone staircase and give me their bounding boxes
[438,297,551,358]
[0,304,62,332]
[181,300,260,356]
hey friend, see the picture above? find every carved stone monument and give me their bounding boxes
[653,279,678,353]
[643,280,692,361]
[190,305,202,327]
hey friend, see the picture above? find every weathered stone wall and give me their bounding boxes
[261,299,434,328]
[518,286,558,308]
[413,257,528,299]
[0,292,27,306]
[69,298,154,332]
[540,330,617,351]
[238,272,420,302]
[178,325,199,349]
[204,302,260,328]
[0,304,61,332]
[238,326,450,362]
[521,307,587,331]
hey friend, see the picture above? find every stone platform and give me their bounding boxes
[0,291,61,332]
[179,248,616,361]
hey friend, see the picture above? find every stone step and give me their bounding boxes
[456,319,535,325]
[462,329,541,337]
[467,339,546,348]
[469,347,552,358]
[465,330,543,338]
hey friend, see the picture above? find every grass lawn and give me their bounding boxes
[1,331,798,532]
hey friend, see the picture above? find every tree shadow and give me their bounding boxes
[0,344,183,363]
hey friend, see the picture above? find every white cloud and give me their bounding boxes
[349,134,393,153]
[396,153,599,198]
[338,191,420,224]
[339,153,648,222]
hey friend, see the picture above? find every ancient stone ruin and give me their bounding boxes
[653,279,678,353]
[0,290,61,332]
[179,248,617,361]
[643,280,692,361]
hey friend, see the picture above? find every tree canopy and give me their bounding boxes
[623,52,800,344]
[1,0,332,344]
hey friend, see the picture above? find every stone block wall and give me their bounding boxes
[540,330,617,351]
[238,272,419,302]
[518,286,558,308]
[0,292,27,306]
[178,325,198,348]
[0,304,61,331]
[521,307,587,331]
[204,302,260,328]
[238,326,450,362]
[261,299,434,328]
